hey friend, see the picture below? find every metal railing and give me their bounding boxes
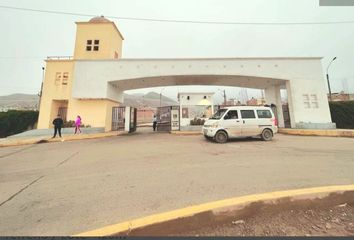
[46,56,73,60]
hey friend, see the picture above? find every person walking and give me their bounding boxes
[52,114,64,138]
[74,115,82,134]
[152,115,157,131]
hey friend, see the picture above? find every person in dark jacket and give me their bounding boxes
[52,114,64,138]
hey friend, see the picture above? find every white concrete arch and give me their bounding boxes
[72,58,334,129]
[108,74,287,91]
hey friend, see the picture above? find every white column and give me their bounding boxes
[285,81,296,128]
[265,85,285,128]
[124,106,130,132]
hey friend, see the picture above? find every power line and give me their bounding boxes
[1,5,354,25]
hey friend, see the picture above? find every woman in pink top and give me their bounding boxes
[74,115,82,134]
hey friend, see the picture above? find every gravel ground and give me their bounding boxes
[175,202,354,236]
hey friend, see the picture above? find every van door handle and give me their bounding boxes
[236,120,240,122]
[243,120,245,124]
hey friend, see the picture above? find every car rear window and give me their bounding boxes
[241,110,256,119]
[257,110,272,118]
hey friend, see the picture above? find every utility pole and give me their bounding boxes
[223,89,227,105]
[326,57,337,101]
[159,87,165,108]
[38,67,45,111]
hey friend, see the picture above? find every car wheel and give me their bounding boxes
[261,129,273,141]
[214,131,228,143]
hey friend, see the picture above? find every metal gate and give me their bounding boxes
[282,104,291,128]
[156,106,171,132]
[58,107,67,122]
[112,107,125,131]
[129,107,137,133]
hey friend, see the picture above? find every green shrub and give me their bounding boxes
[0,110,39,138]
[63,120,89,128]
[329,101,354,129]
[190,118,206,125]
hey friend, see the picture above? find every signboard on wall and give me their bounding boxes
[171,106,180,131]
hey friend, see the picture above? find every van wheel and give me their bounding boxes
[215,131,228,143]
[261,129,273,141]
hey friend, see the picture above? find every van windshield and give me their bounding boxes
[210,109,228,120]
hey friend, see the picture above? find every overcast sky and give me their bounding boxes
[0,0,353,103]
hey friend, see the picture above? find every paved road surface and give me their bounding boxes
[0,131,353,235]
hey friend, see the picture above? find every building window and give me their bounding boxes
[86,39,99,51]
[303,94,310,108]
[311,94,319,108]
[93,39,99,51]
[62,72,69,85]
[55,72,62,85]
[86,40,92,51]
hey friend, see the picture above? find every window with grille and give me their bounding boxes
[303,94,310,108]
[311,94,319,108]
[55,72,61,85]
[62,72,69,85]
[86,39,99,51]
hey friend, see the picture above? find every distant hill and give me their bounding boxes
[123,92,178,107]
[0,94,39,111]
[0,92,178,111]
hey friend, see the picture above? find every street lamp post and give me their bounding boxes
[38,67,45,111]
[326,57,337,101]
[217,88,227,105]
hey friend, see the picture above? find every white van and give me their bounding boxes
[202,106,278,143]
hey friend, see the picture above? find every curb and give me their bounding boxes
[279,128,354,138]
[170,131,202,136]
[74,184,354,236]
[0,131,126,147]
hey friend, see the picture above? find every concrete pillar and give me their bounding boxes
[285,78,335,129]
[265,85,285,128]
[285,81,296,128]
[124,106,131,132]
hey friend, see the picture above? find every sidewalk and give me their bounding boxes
[0,131,124,147]
[279,128,354,138]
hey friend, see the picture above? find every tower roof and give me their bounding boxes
[89,15,111,23]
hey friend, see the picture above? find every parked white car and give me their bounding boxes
[203,106,278,143]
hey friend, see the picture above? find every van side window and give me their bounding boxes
[224,110,238,120]
[241,110,256,119]
[257,110,272,118]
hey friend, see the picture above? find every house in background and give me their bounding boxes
[246,97,266,106]
[328,91,354,101]
[178,92,214,127]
